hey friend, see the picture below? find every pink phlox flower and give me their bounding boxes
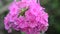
[4,0,49,34]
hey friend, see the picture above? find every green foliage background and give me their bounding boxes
[0,0,60,34]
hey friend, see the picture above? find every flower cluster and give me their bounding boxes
[4,0,49,34]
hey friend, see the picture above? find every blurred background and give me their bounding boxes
[0,0,60,34]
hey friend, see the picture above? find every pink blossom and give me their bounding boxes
[4,0,49,34]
